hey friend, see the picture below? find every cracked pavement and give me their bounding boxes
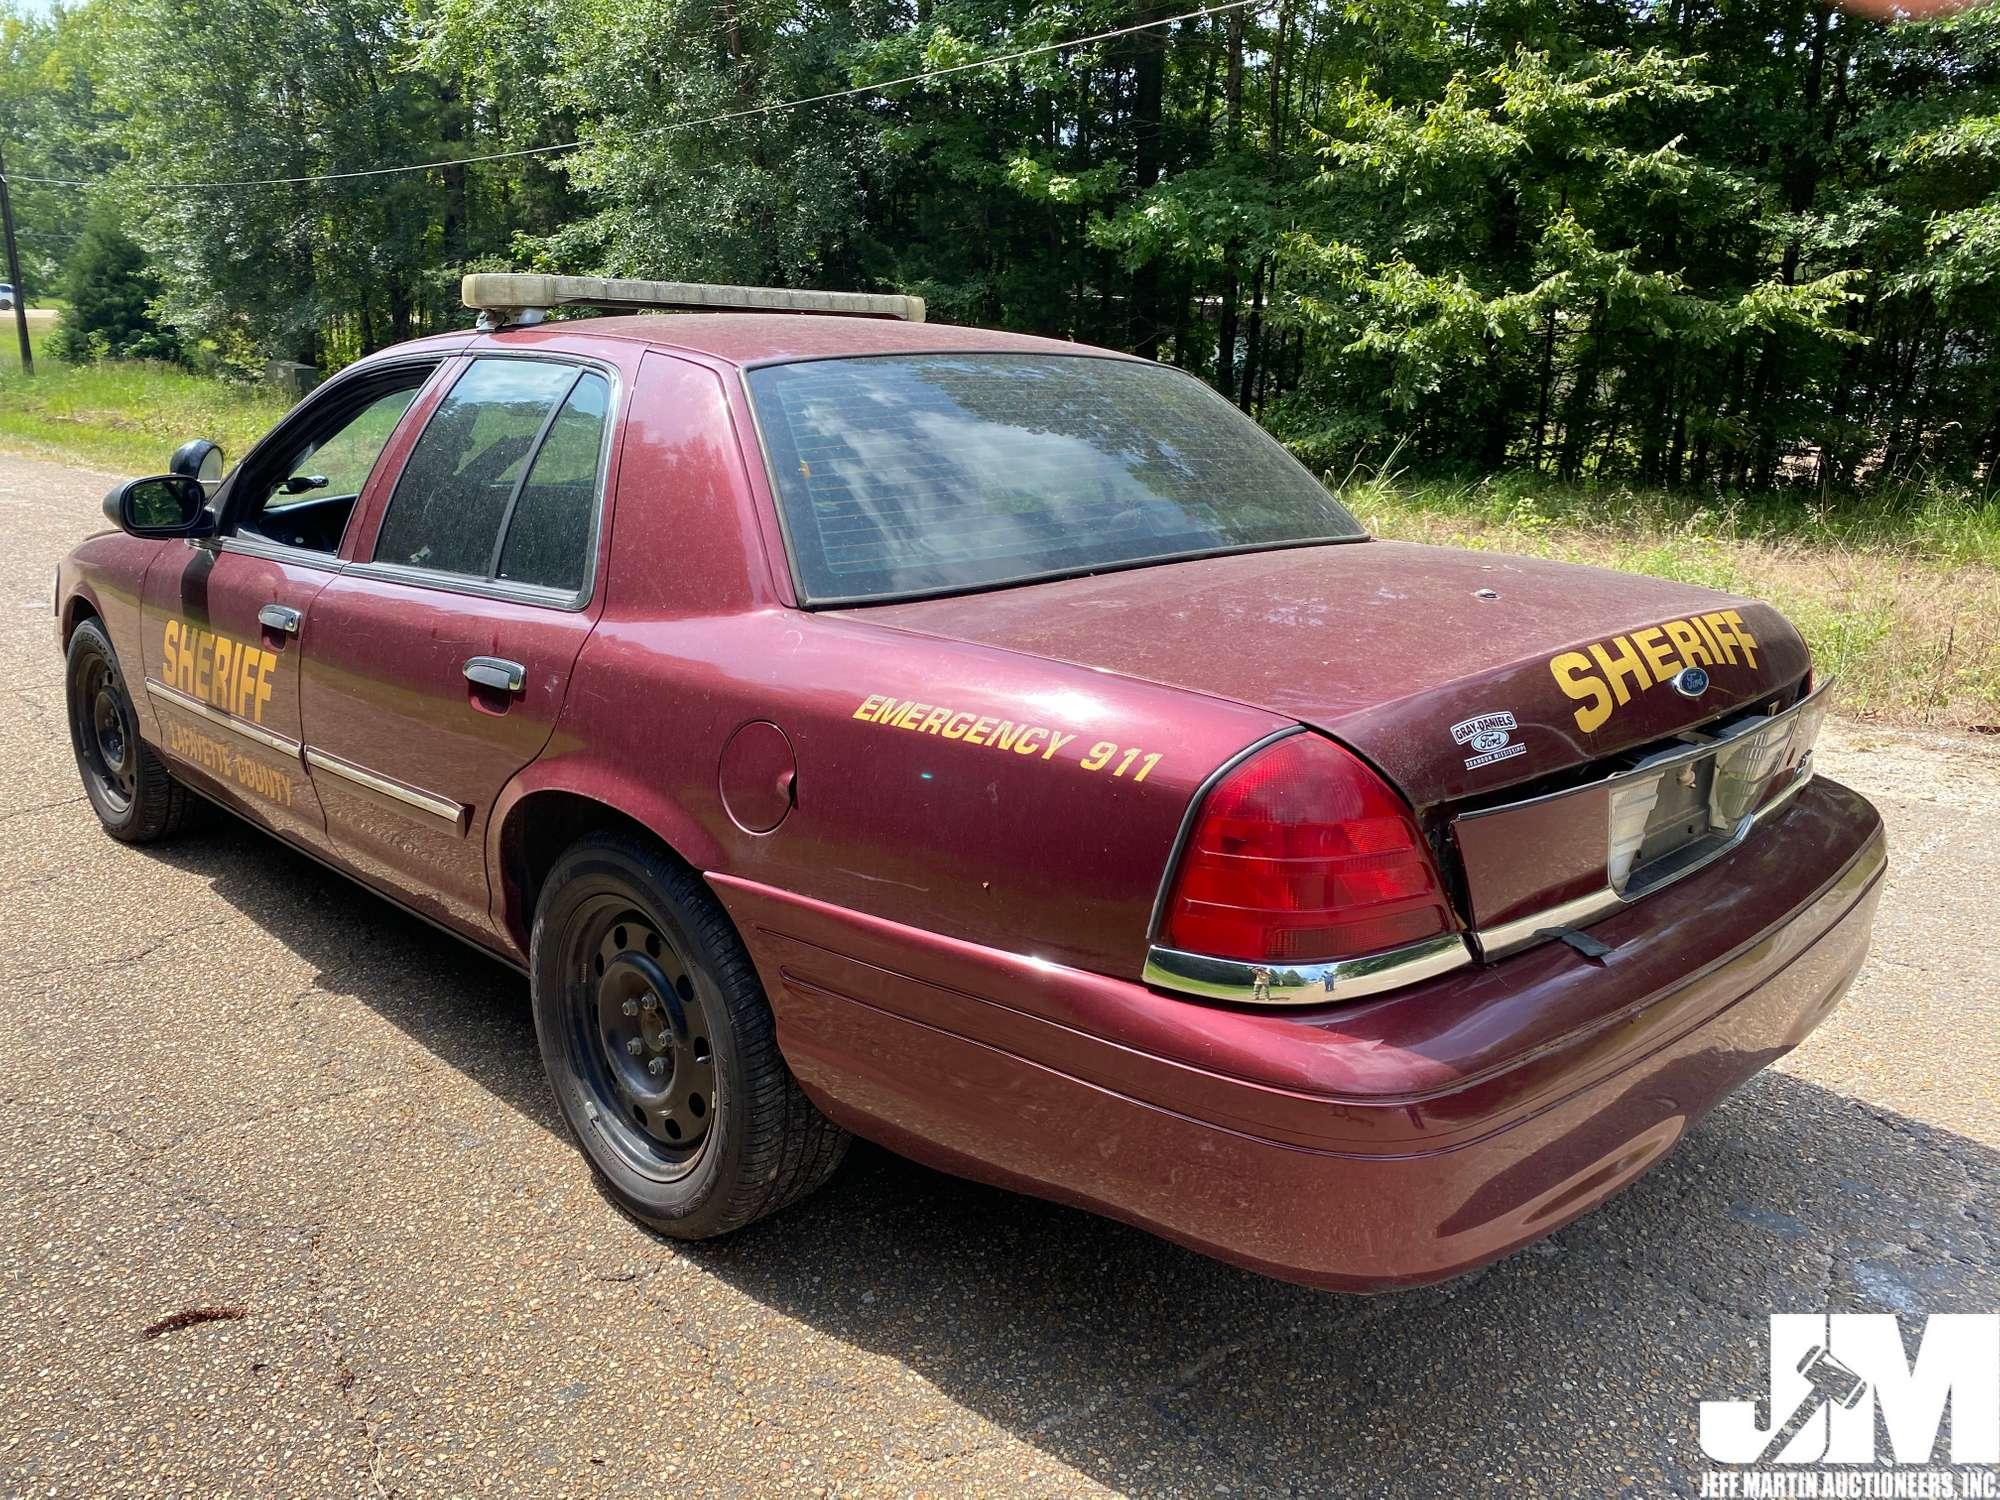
[1,452,1995,1498]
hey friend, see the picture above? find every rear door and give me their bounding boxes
[141,361,442,846]
[297,353,621,938]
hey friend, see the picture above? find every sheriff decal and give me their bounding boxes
[159,619,280,725]
[1548,610,1759,734]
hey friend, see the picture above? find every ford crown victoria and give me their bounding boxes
[54,275,1886,1290]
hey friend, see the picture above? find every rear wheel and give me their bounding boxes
[65,618,190,843]
[529,833,848,1238]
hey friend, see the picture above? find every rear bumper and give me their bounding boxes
[713,777,1886,1291]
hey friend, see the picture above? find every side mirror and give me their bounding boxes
[169,438,226,487]
[111,475,215,538]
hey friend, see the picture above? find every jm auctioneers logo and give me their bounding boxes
[1697,1313,1999,1498]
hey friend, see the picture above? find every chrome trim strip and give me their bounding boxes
[1143,932,1473,1007]
[302,747,466,830]
[145,679,301,756]
[1473,752,1819,959]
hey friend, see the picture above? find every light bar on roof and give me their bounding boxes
[462,273,925,329]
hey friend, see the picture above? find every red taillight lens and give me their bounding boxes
[1159,735,1456,963]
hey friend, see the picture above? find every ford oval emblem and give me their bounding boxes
[1671,666,1711,698]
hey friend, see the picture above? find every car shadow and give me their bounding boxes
[157,820,1998,1495]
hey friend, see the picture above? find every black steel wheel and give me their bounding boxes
[64,618,190,842]
[530,833,848,1238]
[566,904,718,1177]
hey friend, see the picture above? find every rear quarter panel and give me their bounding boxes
[498,349,1290,976]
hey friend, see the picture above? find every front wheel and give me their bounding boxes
[65,617,191,843]
[529,833,848,1238]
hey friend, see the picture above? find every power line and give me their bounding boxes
[1,0,1264,192]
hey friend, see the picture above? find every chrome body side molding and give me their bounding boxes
[145,678,301,757]
[301,747,468,832]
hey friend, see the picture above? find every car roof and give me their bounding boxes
[381,313,1136,370]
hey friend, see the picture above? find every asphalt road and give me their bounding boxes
[2,452,1995,1498]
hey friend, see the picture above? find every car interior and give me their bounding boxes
[231,375,429,555]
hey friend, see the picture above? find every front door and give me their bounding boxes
[298,356,619,939]
[142,366,439,846]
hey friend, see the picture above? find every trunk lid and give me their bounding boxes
[842,540,1810,811]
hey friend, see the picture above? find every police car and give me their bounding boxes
[54,275,1885,1289]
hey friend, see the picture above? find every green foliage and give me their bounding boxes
[46,205,179,364]
[0,0,1995,494]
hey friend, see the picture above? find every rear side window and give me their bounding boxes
[497,374,610,592]
[374,359,610,593]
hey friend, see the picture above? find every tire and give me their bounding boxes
[529,832,848,1238]
[65,617,191,843]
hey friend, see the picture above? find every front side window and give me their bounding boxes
[745,354,1367,604]
[374,359,610,592]
[236,376,428,554]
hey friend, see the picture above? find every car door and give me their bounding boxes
[141,361,443,848]
[297,354,620,939]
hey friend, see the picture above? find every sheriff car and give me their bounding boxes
[55,274,1885,1290]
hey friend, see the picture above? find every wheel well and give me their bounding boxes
[62,595,101,645]
[499,792,694,953]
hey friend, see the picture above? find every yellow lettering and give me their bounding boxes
[1588,635,1652,706]
[941,712,976,740]
[991,721,1022,752]
[1013,727,1048,756]
[917,707,952,735]
[1632,626,1679,684]
[236,647,259,720]
[1662,618,1711,668]
[208,635,230,707]
[1081,740,1116,771]
[964,716,998,747]
[253,650,275,723]
[161,620,181,685]
[1722,609,1758,669]
[1704,612,1736,668]
[895,702,928,729]
[1687,613,1724,664]
[854,694,888,722]
[1550,651,1615,734]
[1042,731,1076,761]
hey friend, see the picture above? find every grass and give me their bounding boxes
[1347,470,2000,732]
[4,333,1993,729]
[0,325,293,475]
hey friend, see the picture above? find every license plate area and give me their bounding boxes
[1452,677,1833,956]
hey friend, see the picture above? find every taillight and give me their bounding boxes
[1159,734,1457,964]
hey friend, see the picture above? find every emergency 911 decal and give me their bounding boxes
[1549,610,1760,734]
[852,694,1162,781]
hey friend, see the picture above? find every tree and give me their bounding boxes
[47,204,179,362]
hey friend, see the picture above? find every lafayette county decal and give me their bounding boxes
[1451,710,1527,770]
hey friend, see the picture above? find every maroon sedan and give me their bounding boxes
[55,275,1885,1291]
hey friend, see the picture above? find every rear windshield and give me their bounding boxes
[745,353,1366,604]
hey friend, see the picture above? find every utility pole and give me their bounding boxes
[0,138,33,376]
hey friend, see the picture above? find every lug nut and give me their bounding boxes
[626,1037,644,1056]
[648,1057,667,1077]
[621,998,639,1016]
[641,993,658,1011]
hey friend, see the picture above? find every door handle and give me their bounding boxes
[258,603,302,635]
[463,657,526,694]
